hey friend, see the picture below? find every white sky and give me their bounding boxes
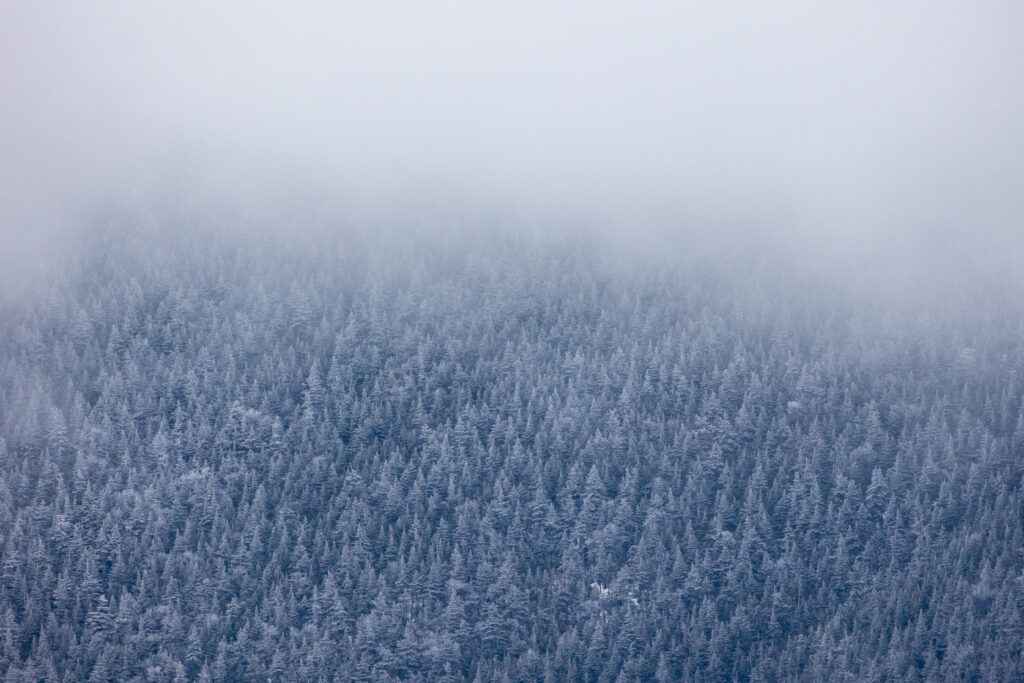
[1,1,1022,282]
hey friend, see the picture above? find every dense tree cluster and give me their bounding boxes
[1,226,1023,681]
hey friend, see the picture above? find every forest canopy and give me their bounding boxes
[1,223,1023,681]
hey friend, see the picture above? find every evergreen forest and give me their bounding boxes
[1,225,1023,681]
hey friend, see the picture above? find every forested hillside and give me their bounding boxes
[1,227,1023,681]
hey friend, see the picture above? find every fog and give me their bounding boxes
[2,1,1022,295]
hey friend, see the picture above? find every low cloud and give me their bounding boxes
[1,1,1022,292]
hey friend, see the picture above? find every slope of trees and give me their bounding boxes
[1,226,1022,681]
